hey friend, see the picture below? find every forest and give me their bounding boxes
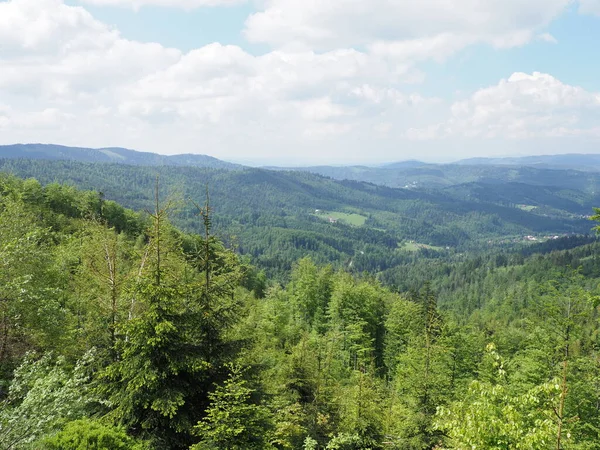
[0,157,595,279]
[1,171,600,449]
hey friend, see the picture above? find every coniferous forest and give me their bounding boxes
[2,164,600,449]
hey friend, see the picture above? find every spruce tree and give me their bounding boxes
[100,184,244,449]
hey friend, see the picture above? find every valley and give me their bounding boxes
[1,144,600,449]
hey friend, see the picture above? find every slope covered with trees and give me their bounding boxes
[0,158,594,279]
[1,173,600,449]
[0,144,241,169]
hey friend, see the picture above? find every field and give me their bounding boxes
[400,241,445,252]
[517,204,537,212]
[314,210,367,226]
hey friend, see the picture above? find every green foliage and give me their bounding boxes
[1,159,594,280]
[290,257,333,329]
[436,344,559,450]
[0,351,97,449]
[387,286,454,449]
[191,365,272,450]
[325,433,370,449]
[334,371,385,449]
[327,272,387,370]
[100,192,245,449]
[437,378,559,449]
[0,191,65,372]
[1,173,600,450]
[40,419,147,450]
[303,436,318,450]
[68,221,138,357]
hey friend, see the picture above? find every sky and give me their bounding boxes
[1,0,600,165]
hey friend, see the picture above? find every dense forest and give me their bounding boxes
[0,158,595,281]
[1,171,600,449]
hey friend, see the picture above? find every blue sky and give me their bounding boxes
[65,2,257,51]
[2,0,600,165]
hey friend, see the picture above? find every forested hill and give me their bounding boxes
[0,158,594,276]
[2,173,600,449]
[271,161,600,191]
[4,144,600,191]
[0,143,241,169]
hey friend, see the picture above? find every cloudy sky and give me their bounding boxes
[1,0,600,165]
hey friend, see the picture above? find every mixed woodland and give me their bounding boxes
[1,150,600,449]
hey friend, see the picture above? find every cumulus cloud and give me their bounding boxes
[78,0,244,8]
[408,72,600,140]
[0,0,180,98]
[0,0,109,56]
[0,0,597,164]
[0,0,445,163]
[244,0,570,53]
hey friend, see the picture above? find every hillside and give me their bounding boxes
[274,162,600,193]
[441,182,596,217]
[0,145,598,277]
[0,143,241,170]
[0,158,595,277]
[2,174,600,449]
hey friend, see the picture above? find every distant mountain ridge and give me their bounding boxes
[268,162,600,193]
[454,153,600,171]
[378,160,429,169]
[4,144,600,173]
[0,144,241,170]
[3,144,600,195]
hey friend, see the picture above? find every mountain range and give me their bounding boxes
[0,143,598,274]
[454,153,600,171]
[0,143,241,170]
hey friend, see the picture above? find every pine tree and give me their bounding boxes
[191,365,272,450]
[100,183,244,449]
[391,284,452,449]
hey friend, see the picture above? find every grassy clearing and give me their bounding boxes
[517,204,537,212]
[314,211,367,226]
[400,241,445,252]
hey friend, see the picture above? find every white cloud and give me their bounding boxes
[0,0,180,99]
[579,0,600,15]
[0,0,597,164]
[537,32,558,44]
[297,97,352,121]
[0,0,445,164]
[408,72,600,140]
[368,34,477,63]
[117,43,436,135]
[244,0,570,53]
[0,0,109,56]
[77,0,244,8]
[0,105,75,130]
